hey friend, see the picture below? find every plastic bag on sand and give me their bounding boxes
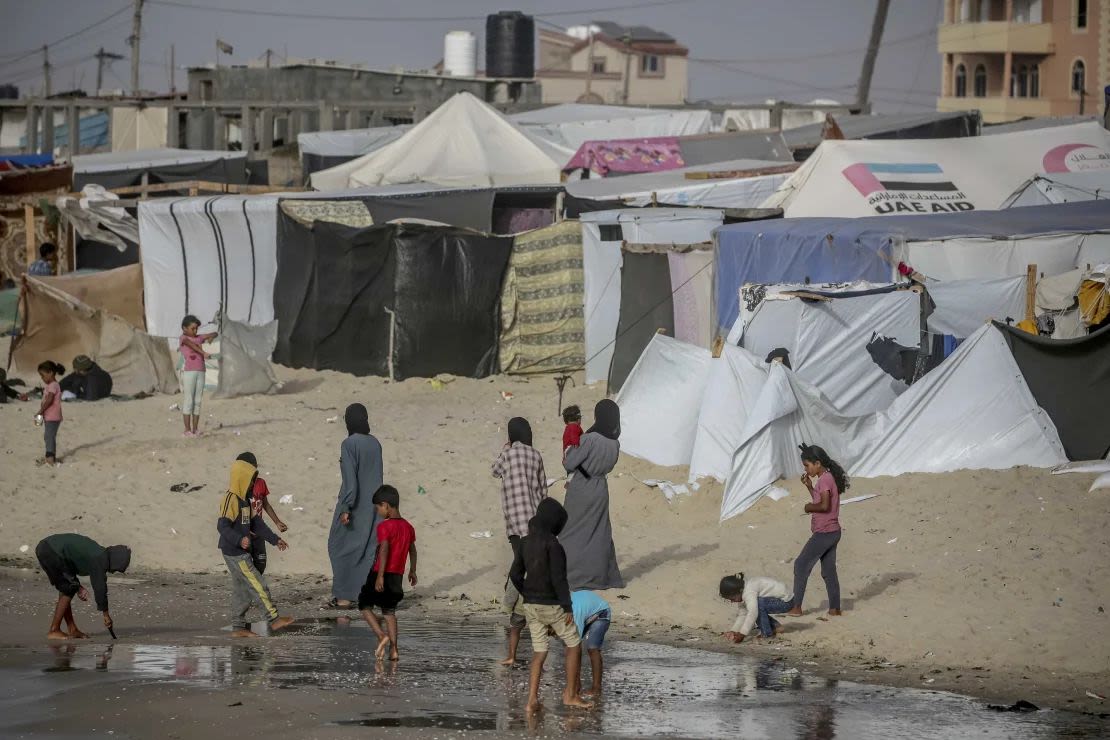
[1091,472,1110,493]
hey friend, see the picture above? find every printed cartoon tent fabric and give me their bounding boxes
[72,148,249,190]
[713,200,1110,335]
[763,121,1110,218]
[310,93,566,190]
[11,271,177,395]
[273,215,512,380]
[997,321,1110,461]
[137,195,279,336]
[580,208,723,385]
[499,220,585,374]
[719,324,1067,520]
[1001,171,1110,208]
[566,130,792,176]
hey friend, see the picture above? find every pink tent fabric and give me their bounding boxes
[564,136,684,176]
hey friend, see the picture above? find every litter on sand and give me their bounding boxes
[1089,473,1110,492]
[278,494,294,505]
[842,494,880,505]
[1086,690,1106,701]
[638,478,691,503]
[19,544,29,553]
[469,530,493,539]
[1051,460,1110,475]
[292,506,305,512]
[887,537,899,544]
[325,416,338,424]
[766,486,790,502]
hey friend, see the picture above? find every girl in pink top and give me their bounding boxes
[179,315,218,437]
[787,444,847,618]
[36,360,65,466]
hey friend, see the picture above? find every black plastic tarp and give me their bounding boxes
[364,189,495,234]
[73,157,250,190]
[609,252,675,393]
[274,212,512,379]
[996,321,1110,460]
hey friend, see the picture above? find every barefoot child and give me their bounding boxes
[572,590,611,697]
[179,315,217,437]
[787,443,846,618]
[720,572,793,643]
[358,485,417,661]
[509,498,592,714]
[36,360,64,465]
[491,417,546,666]
[35,533,130,640]
[217,452,294,637]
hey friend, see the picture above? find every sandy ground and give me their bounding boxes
[1,353,1108,714]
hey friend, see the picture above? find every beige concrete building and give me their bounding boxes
[536,21,688,105]
[938,0,1110,122]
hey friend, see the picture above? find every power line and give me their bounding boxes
[0,4,133,65]
[146,0,701,22]
[691,28,937,66]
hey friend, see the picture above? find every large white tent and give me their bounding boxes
[1001,171,1110,208]
[311,93,568,190]
[763,121,1110,218]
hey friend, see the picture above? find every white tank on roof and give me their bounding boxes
[444,31,477,78]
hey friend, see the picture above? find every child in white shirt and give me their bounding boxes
[720,572,793,643]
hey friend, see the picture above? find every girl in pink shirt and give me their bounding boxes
[787,444,847,618]
[179,315,218,437]
[36,360,65,466]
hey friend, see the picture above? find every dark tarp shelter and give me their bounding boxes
[71,149,253,190]
[784,111,982,161]
[996,321,1110,460]
[610,251,675,393]
[363,189,496,233]
[274,213,512,379]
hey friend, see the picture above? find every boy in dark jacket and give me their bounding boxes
[35,533,130,640]
[217,452,294,637]
[509,498,591,714]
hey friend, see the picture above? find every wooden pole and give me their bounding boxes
[856,0,891,108]
[1025,263,1037,323]
[24,205,37,268]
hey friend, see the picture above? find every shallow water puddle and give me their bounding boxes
[1,617,1107,738]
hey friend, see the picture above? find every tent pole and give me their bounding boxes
[1025,264,1037,324]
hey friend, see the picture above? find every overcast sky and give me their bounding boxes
[2,0,942,112]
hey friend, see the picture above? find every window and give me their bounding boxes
[1075,0,1088,29]
[199,79,213,101]
[1016,65,1028,97]
[639,54,662,76]
[954,64,967,97]
[1071,59,1086,93]
[973,64,987,97]
[590,57,606,74]
[1029,64,1039,97]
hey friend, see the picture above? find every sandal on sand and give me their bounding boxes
[324,598,356,610]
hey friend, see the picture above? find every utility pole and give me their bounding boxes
[42,45,51,97]
[170,44,176,93]
[265,48,272,69]
[621,32,632,105]
[129,0,144,95]
[95,48,125,95]
[582,31,595,101]
[856,0,891,110]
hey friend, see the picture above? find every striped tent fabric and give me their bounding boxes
[500,220,585,374]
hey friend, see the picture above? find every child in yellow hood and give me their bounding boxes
[217,452,294,637]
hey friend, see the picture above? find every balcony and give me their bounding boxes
[938,21,1053,54]
[937,95,1052,123]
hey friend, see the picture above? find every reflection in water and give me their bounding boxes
[18,617,1110,739]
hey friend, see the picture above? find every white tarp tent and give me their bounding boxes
[311,93,568,190]
[720,323,1067,520]
[508,104,712,152]
[1001,171,1110,208]
[137,195,279,336]
[763,121,1110,217]
[580,208,724,384]
[565,159,792,209]
[925,276,1027,337]
[736,287,921,414]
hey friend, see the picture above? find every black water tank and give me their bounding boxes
[486,11,534,78]
[0,84,19,99]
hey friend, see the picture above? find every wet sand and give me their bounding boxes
[1,564,1108,739]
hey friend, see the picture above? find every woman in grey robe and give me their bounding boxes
[327,403,384,608]
[561,399,625,590]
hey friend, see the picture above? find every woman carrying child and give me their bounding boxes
[786,444,846,617]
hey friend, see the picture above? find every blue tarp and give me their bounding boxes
[713,200,1110,333]
[19,111,109,151]
[0,153,54,167]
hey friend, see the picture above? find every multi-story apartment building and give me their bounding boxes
[937,0,1109,122]
[536,21,688,105]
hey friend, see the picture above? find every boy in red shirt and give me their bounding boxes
[249,473,288,575]
[359,485,417,661]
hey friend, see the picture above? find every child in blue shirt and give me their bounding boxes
[571,590,610,697]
